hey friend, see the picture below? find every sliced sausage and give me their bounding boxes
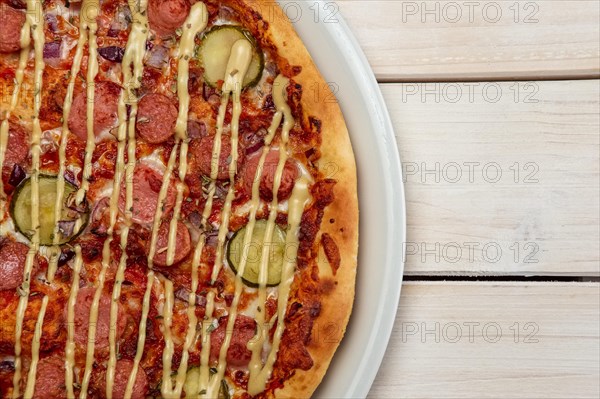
[0,4,25,53]
[242,150,299,202]
[0,240,30,291]
[136,93,178,144]
[149,219,191,267]
[148,0,191,37]
[32,355,66,399]
[210,315,256,367]
[68,81,120,141]
[2,122,29,172]
[189,135,244,181]
[72,286,125,350]
[118,163,177,225]
[109,359,148,399]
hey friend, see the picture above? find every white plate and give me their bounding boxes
[277,1,407,398]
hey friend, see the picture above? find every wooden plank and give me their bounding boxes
[368,282,600,399]
[379,80,600,276]
[337,0,600,81]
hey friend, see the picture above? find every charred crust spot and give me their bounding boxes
[321,233,341,275]
[308,116,322,134]
[311,179,337,208]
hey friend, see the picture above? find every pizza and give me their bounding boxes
[0,0,358,398]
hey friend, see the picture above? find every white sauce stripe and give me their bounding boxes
[0,14,31,224]
[48,0,92,282]
[107,1,151,398]
[159,4,209,399]
[12,1,45,397]
[65,246,84,399]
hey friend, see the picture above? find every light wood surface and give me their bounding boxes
[339,0,600,397]
[368,282,600,399]
[382,80,600,276]
[339,0,600,81]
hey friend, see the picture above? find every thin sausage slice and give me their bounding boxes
[0,4,25,53]
[242,150,299,202]
[72,286,125,350]
[149,220,191,267]
[3,122,29,170]
[148,0,191,37]
[0,240,30,291]
[136,93,178,144]
[109,359,148,399]
[210,315,256,367]
[68,81,120,141]
[118,163,177,225]
[32,355,66,399]
[189,135,244,181]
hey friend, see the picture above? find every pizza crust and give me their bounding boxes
[242,1,359,397]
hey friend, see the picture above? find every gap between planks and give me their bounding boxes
[338,0,600,82]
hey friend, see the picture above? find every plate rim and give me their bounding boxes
[282,1,407,397]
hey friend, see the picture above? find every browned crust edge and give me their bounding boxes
[246,1,359,397]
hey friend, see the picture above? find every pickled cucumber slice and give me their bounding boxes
[227,220,286,287]
[183,367,230,399]
[10,175,88,246]
[199,25,264,88]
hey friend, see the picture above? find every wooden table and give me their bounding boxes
[334,1,600,397]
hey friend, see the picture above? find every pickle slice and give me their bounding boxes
[227,220,286,287]
[183,367,230,399]
[199,25,264,88]
[10,175,88,246]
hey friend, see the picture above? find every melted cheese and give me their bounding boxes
[3,4,312,398]
[11,2,45,397]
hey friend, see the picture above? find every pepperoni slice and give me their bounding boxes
[0,4,25,53]
[118,163,177,225]
[0,240,30,291]
[242,150,299,202]
[136,93,178,144]
[32,355,66,399]
[148,0,191,37]
[72,286,125,350]
[149,220,191,267]
[68,81,120,141]
[110,359,149,399]
[189,135,244,181]
[2,122,29,172]
[210,315,257,367]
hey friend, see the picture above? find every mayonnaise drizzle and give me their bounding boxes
[209,39,253,283]
[246,75,300,394]
[65,246,84,399]
[75,0,100,206]
[11,2,45,397]
[156,4,208,399]
[200,40,280,399]
[0,16,31,224]
[105,1,150,398]
[23,295,49,398]
[250,176,310,394]
[47,0,93,282]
